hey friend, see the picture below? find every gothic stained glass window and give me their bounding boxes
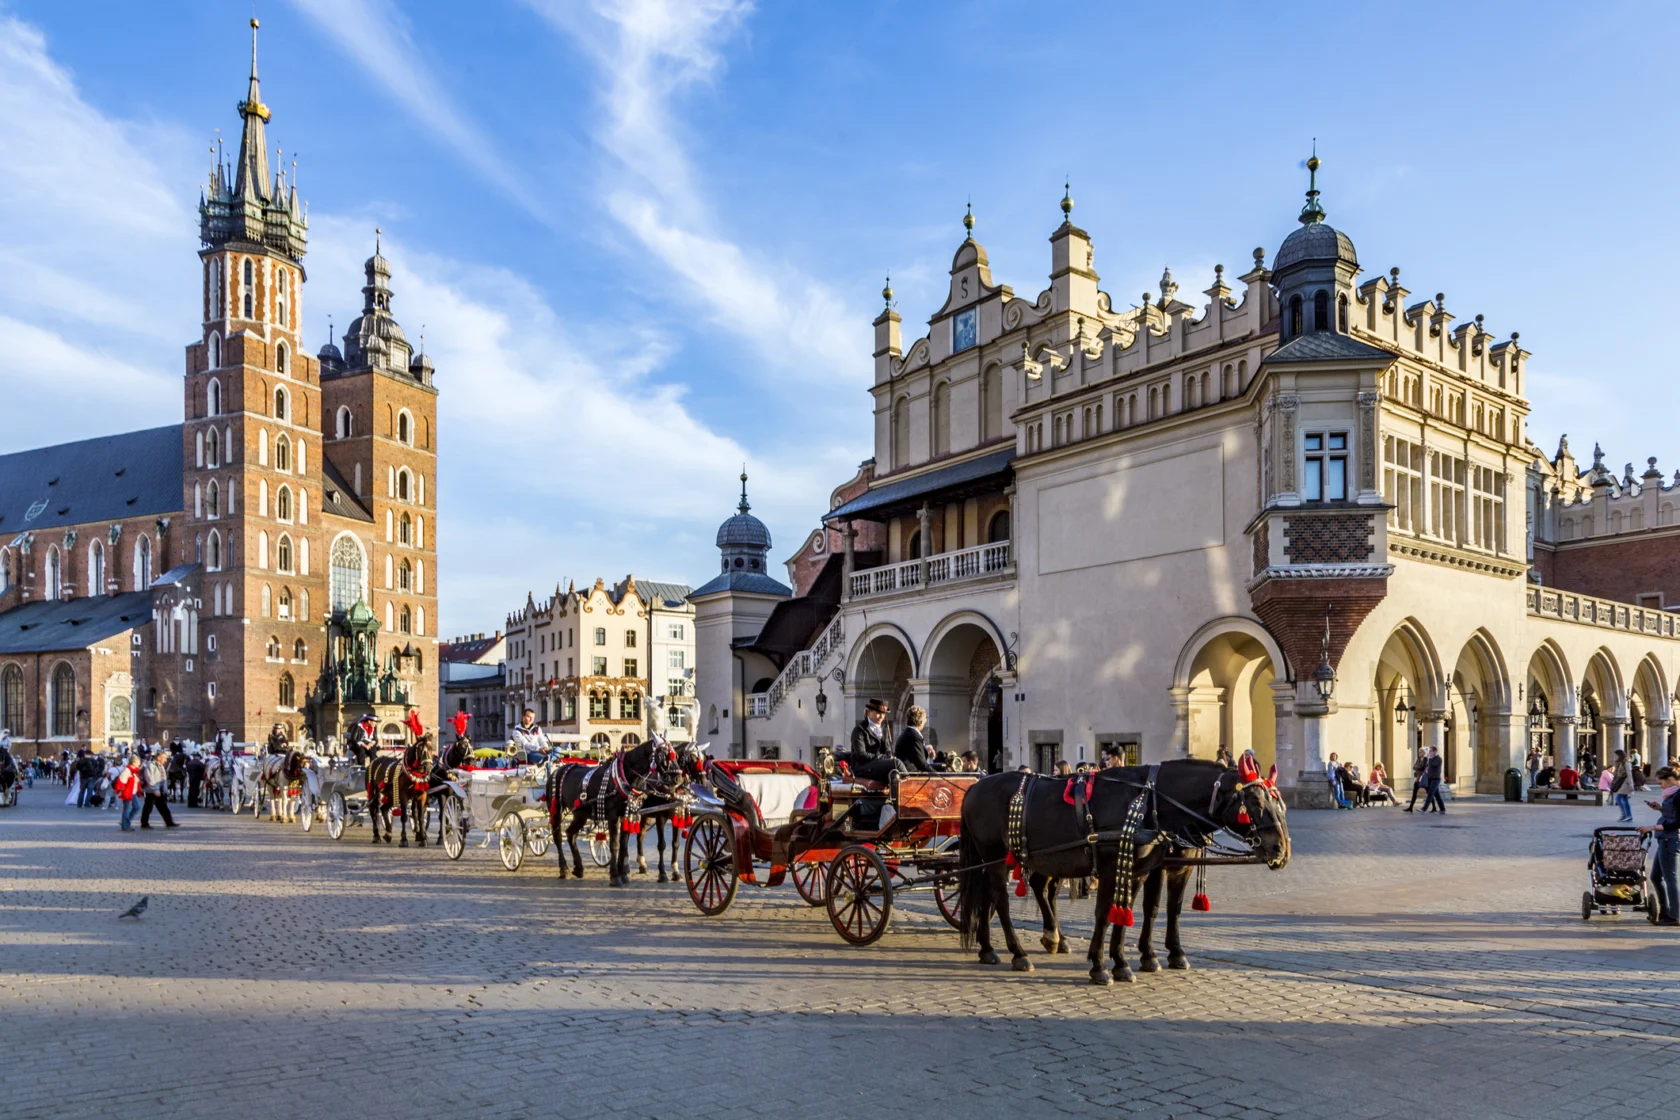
[330,535,365,613]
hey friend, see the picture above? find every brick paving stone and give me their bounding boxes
[1,788,1677,1119]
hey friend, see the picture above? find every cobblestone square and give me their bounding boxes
[2,789,1675,1120]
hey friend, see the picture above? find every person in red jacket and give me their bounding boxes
[113,757,142,832]
[1558,764,1580,790]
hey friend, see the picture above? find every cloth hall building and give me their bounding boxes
[696,167,1680,805]
[0,25,438,757]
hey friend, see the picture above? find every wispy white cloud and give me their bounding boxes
[285,0,552,224]
[0,16,193,442]
[521,0,869,387]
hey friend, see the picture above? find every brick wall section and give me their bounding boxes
[1249,575,1388,682]
[1540,531,1680,608]
[1252,522,1269,578]
[1283,513,1372,565]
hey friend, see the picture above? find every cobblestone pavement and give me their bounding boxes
[2,785,1675,1120]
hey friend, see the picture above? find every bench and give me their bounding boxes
[1527,787,1608,805]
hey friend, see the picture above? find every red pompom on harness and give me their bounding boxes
[1107,905,1134,927]
[1236,806,1251,825]
[1191,864,1211,912]
[1192,893,1211,912]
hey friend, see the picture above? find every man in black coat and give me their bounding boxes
[185,751,206,808]
[893,706,940,772]
[845,698,901,784]
[1422,747,1446,813]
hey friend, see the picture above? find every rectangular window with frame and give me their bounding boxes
[622,658,638,679]
[591,656,607,676]
[1429,450,1466,543]
[1384,436,1424,533]
[1303,431,1348,502]
[668,649,685,671]
[1469,464,1506,553]
[625,630,637,649]
[667,623,685,640]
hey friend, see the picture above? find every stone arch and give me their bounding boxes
[922,611,1007,759]
[847,623,917,729]
[1174,617,1287,773]
[1527,639,1575,717]
[1632,653,1669,723]
[1451,629,1513,793]
[1375,618,1447,786]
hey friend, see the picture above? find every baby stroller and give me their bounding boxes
[1582,826,1658,922]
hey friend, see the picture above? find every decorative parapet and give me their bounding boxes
[1527,586,1680,640]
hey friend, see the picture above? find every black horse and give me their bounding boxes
[367,735,436,848]
[546,738,681,886]
[957,756,1289,985]
[627,741,709,882]
[427,736,474,846]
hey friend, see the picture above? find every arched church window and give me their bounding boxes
[243,258,254,318]
[276,269,288,329]
[398,411,412,445]
[330,535,365,614]
[1288,295,1302,338]
[274,436,290,473]
[397,469,411,502]
[208,335,221,371]
[1338,293,1349,332]
[337,406,353,439]
[1313,290,1329,332]
[207,427,220,469]
[276,342,288,377]
[274,387,288,422]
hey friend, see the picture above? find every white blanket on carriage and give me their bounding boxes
[735,773,815,829]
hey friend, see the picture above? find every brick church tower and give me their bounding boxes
[186,18,321,742]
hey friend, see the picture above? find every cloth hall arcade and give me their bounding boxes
[698,166,1680,804]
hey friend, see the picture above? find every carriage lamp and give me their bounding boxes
[1395,697,1415,724]
[814,682,829,720]
[983,674,1003,709]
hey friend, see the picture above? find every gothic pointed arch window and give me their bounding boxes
[207,377,222,415]
[242,258,254,318]
[267,635,281,659]
[275,484,292,523]
[45,546,60,601]
[278,586,293,621]
[278,672,295,709]
[276,342,289,378]
[399,605,412,634]
[133,534,152,590]
[207,531,221,572]
[398,558,412,592]
[274,387,289,422]
[207,480,220,519]
[276,269,288,330]
[399,512,412,545]
[330,534,365,613]
[207,427,220,469]
[277,534,294,574]
[294,637,307,661]
[336,406,353,439]
[396,469,411,502]
[50,662,75,737]
[1313,290,1330,331]
[209,259,223,319]
[398,410,413,445]
[208,334,222,372]
[87,540,104,596]
[0,664,23,732]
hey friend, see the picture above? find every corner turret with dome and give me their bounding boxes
[1269,149,1364,346]
[692,474,791,599]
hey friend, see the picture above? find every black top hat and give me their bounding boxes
[865,698,889,715]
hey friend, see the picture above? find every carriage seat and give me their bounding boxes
[710,765,817,829]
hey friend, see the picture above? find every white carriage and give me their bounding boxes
[438,744,565,870]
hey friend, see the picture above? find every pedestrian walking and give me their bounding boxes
[1525,747,1541,791]
[114,756,142,831]
[139,750,177,829]
[1422,747,1446,813]
[1639,767,1679,926]
[1611,750,1636,823]
[186,751,205,808]
[1404,746,1428,812]
[1327,752,1352,809]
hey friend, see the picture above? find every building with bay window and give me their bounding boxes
[696,163,1680,804]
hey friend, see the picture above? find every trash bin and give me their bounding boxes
[1503,767,1523,802]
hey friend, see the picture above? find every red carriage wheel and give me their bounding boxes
[791,857,826,907]
[933,875,962,930]
[826,845,893,946]
[683,816,738,916]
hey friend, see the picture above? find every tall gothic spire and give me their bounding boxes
[234,18,271,203]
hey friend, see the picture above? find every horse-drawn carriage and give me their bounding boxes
[437,746,560,870]
[681,758,976,945]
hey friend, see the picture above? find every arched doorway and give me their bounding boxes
[1374,621,1444,787]
[1451,630,1511,793]
[1631,655,1670,766]
[1525,641,1574,766]
[1580,649,1624,777]
[922,616,1004,769]
[849,627,915,737]
[1177,628,1280,774]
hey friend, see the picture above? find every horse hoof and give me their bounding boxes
[1168,955,1190,971]
[657,872,668,884]
[399,840,408,849]
[1090,969,1113,986]
[571,869,584,879]
[1055,938,1070,955]
[1010,956,1034,973]
[1139,957,1161,973]
[384,836,393,845]
[979,950,1000,966]
[1116,969,1135,984]
[1039,934,1059,953]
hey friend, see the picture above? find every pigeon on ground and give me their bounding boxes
[118,896,148,920]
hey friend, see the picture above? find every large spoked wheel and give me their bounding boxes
[683,816,738,916]
[326,792,347,840]
[827,845,893,946]
[440,799,465,860]
[528,819,552,858]
[933,875,962,929]
[791,858,826,907]
[498,815,526,871]
[589,830,611,867]
[299,795,315,832]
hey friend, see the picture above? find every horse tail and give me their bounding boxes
[957,823,989,953]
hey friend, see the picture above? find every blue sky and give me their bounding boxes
[3,0,1677,637]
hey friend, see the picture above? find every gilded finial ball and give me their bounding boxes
[1307,155,1320,173]
[250,17,260,29]
[1061,181,1073,216]
[963,203,974,234]
[882,276,893,306]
